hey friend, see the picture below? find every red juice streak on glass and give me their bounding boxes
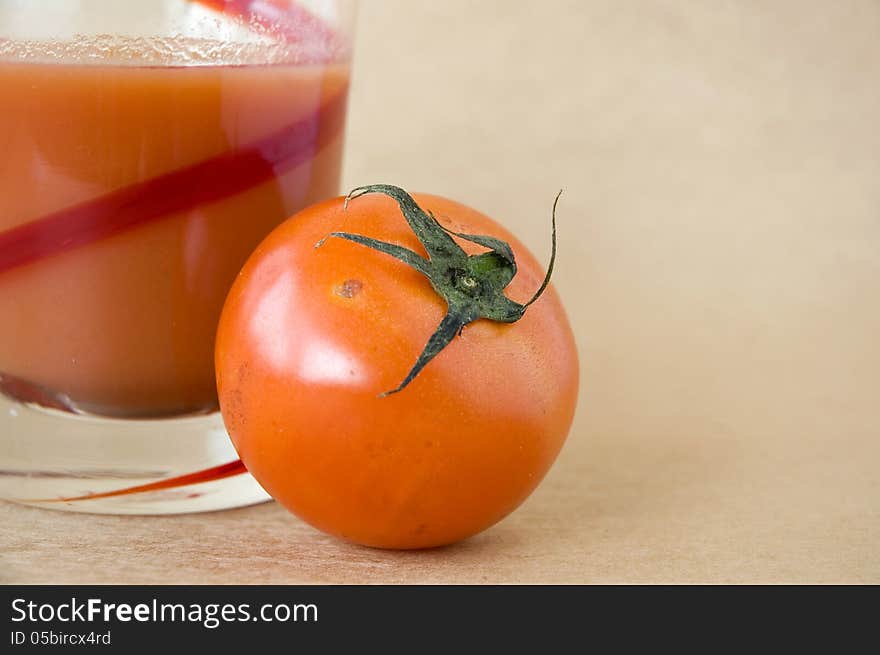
[193,0,339,55]
[29,459,249,503]
[0,88,347,276]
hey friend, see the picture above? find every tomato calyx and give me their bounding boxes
[316,184,560,396]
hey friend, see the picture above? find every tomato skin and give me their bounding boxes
[216,192,578,549]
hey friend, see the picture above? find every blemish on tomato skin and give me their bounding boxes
[335,279,363,298]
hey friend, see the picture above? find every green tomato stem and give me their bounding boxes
[319,184,560,396]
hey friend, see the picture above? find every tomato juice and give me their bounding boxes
[0,39,349,417]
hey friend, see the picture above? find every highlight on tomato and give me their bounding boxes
[215,184,579,549]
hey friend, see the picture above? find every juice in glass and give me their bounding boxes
[0,0,355,512]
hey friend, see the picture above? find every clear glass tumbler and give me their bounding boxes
[0,0,356,513]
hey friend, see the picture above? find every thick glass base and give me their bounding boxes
[0,393,270,514]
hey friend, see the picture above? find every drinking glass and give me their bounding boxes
[0,0,356,513]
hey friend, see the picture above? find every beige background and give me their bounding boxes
[3,0,879,583]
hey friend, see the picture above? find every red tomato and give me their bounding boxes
[216,186,578,549]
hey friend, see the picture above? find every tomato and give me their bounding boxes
[215,186,578,549]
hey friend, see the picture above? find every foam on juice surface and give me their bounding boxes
[0,3,345,66]
[0,35,338,66]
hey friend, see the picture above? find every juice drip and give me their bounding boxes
[26,459,249,504]
[194,0,345,61]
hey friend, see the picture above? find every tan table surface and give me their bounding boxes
[3,0,879,584]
